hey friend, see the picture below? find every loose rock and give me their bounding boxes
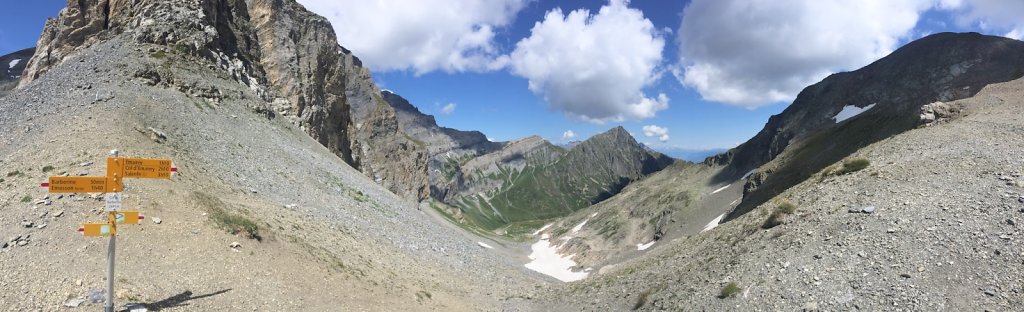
[230,241,241,249]
[64,298,85,308]
[152,217,162,224]
[862,206,876,214]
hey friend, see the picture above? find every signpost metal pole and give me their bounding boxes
[105,149,118,312]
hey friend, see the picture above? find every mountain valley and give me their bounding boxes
[1,0,1023,311]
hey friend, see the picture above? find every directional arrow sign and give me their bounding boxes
[45,176,122,193]
[114,211,143,225]
[108,157,174,180]
[80,223,117,237]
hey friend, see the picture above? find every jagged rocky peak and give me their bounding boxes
[18,0,430,201]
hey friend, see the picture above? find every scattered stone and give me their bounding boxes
[125,303,148,312]
[80,161,93,167]
[152,217,162,224]
[1018,196,1024,203]
[847,207,861,213]
[75,279,83,286]
[900,273,912,278]
[35,223,46,229]
[802,301,818,311]
[8,235,20,242]
[64,298,86,308]
[249,188,258,194]
[1,241,7,249]
[38,210,48,218]
[1008,219,1016,226]
[230,241,241,249]
[17,240,27,246]
[984,289,997,297]
[78,171,89,176]
[886,228,896,233]
[54,210,65,218]
[285,204,298,209]
[21,221,33,228]
[862,206,876,214]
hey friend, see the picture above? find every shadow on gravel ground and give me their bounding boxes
[141,289,232,311]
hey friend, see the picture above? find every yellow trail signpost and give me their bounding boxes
[42,150,175,312]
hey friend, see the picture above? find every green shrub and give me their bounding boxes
[41,165,54,173]
[834,158,870,175]
[20,195,32,203]
[762,200,797,229]
[193,192,262,241]
[718,282,741,299]
[6,171,21,177]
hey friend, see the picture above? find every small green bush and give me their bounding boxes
[193,192,262,241]
[762,200,797,229]
[20,195,32,203]
[6,171,21,177]
[834,158,870,175]
[633,289,653,310]
[41,165,54,173]
[718,282,741,299]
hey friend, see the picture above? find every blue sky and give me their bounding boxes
[2,1,1023,158]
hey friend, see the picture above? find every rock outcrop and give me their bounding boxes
[17,0,429,200]
[382,90,504,199]
[714,32,1024,219]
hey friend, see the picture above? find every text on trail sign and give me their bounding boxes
[47,177,121,193]
[108,157,175,180]
[105,193,123,212]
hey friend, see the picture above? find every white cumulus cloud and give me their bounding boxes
[509,0,668,124]
[675,0,934,108]
[297,0,527,74]
[642,125,669,142]
[942,0,1024,40]
[440,103,457,115]
[562,130,576,140]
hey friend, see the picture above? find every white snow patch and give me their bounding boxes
[477,241,494,249]
[701,213,727,233]
[532,223,553,236]
[524,234,590,282]
[741,169,757,180]
[8,59,21,69]
[571,219,589,233]
[833,103,876,123]
[636,241,656,250]
[711,184,730,194]
[381,88,393,94]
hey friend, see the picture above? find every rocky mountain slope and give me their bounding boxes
[529,75,1024,311]
[435,126,675,235]
[521,32,1024,283]
[711,32,1024,220]
[381,90,505,198]
[18,0,428,201]
[0,0,542,310]
[0,47,34,94]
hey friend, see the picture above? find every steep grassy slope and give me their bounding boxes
[443,127,675,235]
